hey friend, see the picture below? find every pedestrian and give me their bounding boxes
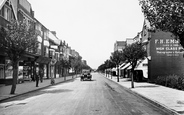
[39,68,44,83]
[35,67,39,87]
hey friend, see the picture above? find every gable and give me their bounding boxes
[0,0,17,20]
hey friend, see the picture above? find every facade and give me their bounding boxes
[0,0,38,84]
[0,0,17,82]
[139,19,184,82]
[126,38,134,45]
[0,0,81,84]
[147,31,184,82]
[114,41,126,51]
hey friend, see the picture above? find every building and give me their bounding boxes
[126,38,134,45]
[82,60,87,65]
[0,0,82,84]
[0,0,38,84]
[137,19,184,82]
[114,41,126,51]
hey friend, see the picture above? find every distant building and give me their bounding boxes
[133,32,142,43]
[82,60,87,65]
[114,41,126,51]
[126,38,134,45]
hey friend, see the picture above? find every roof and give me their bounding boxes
[115,41,126,46]
[0,0,6,10]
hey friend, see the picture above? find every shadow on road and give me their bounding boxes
[80,79,96,82]
[40,89,72,94]
[1,88,73,104]
[135,85,160,88]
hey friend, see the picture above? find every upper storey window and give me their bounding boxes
[0,4,14,22]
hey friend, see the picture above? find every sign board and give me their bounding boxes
[155,38,183,57]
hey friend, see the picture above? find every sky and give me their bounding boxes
[28,0,144,69]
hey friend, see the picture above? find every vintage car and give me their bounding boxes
[80,69,92,81]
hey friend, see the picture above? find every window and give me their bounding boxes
[0,5,13,21]
[0,8,3,16]
[36,43,41,55]
[44,47,49,57]
[3,5,12,21]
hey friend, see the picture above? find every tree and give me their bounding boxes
[110,50,125,82]
[70,56,82,74]
[0,21,38,94]
[103,59,116,77]
[123,42,147,88]
[139,0,184,47]
[97,63,106,73]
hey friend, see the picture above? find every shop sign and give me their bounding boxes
[155,38,183,56]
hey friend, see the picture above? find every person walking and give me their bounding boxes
[39,68,44,83]
[35,67,40,87]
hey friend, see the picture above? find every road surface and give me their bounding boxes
[0,73,171,115]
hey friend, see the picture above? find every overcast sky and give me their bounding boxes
[29,0,144,69]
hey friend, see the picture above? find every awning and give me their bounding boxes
[50,45,58,49]
[127,65,132,70]
[48,31,60,45]
[111,67,117,71]
[121,63,131,69]
[49,48,55,52]
[119,62,126,68]
[135,58,148,70]
[36,56,51,64]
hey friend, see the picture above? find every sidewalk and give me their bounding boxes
[103,74,184,115]
[0,74,79,102]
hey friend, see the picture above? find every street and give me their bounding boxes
[0,73,171,115]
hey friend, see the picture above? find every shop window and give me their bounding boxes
[5,60,13,79]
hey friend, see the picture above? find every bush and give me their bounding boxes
[155,75,184,90]
[155,76,166,86]
[178,76,184,90]
[166,75,179,88]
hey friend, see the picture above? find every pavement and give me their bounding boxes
[0,74,80,102]
[103,74,184,115]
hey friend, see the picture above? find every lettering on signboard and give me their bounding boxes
[155,39,183,56]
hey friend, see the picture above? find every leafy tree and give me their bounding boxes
[110,50,125,82]
[0,21,38,94]
[139,0,184,47]
[70,56,83,74]
[123,42,147,88]
[97,63,106,72]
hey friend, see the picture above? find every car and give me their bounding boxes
[80,69,92,81]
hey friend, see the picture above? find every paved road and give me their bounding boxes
[0,73,171,115]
